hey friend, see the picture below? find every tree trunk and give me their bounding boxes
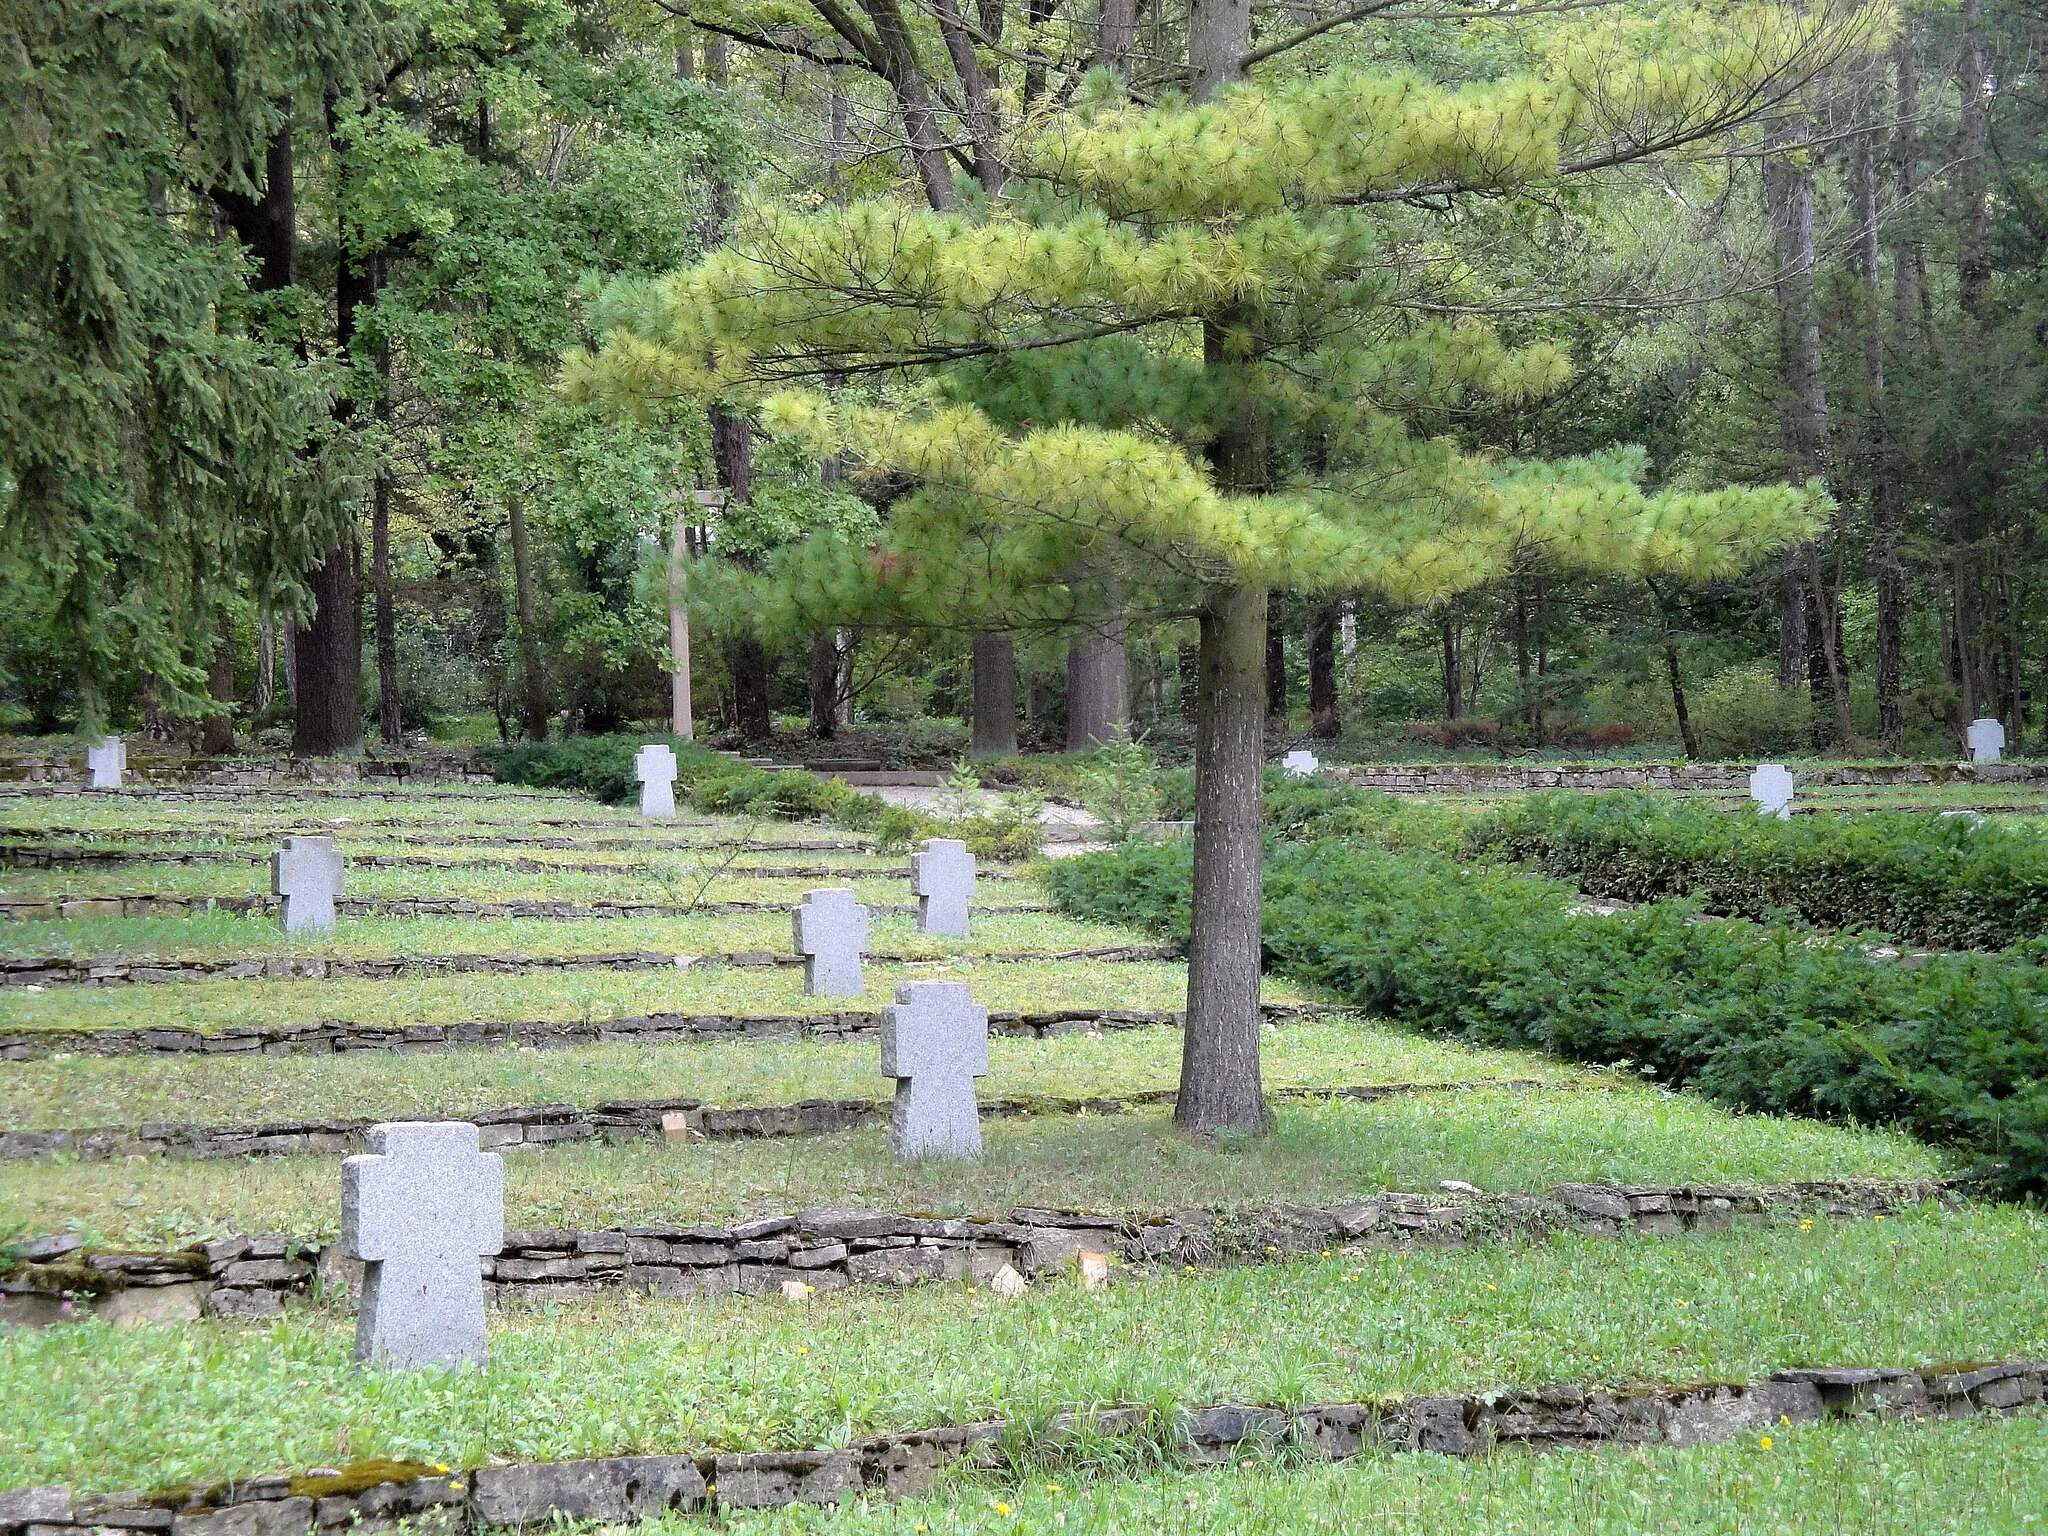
[1178,580,1270,1135]
[298,108,365,757]
[669,507,694,739]
[1806,549,1854,749]
[1957,0,1990,318]
[507,497,549,742]
[1264,603,1287,719]
[292,542,362,756]
[255,621,276,715]
[1777,566,1807,690]
[1441,618,1462,719]
[1066,623,1128,747]
[1665,643,1702,760]
[1307,603,1339,739]
[971,633,1017,757]
[810,632,842,739]
[711,404,770,740]
[1865,60,1905,747]
[1097,0,1138,72]
[371,469,401,745]
[202,614,237,756]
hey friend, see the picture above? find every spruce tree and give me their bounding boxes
[577,6,1861,1130]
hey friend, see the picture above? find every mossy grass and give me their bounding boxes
[0,1206,2038,1490]
[0,1017,1596,1130]
[706,1412,2048,1535]
[0,1090,1948,1246]
[0,957,1261,1037]
[0,907,1137,965]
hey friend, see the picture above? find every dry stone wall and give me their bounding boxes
[0,1180,1949,1325]
[1329,761,2048,794]
[1,1356,2035,1531]
[0,894,1048,925]
[0,999,1330,1062]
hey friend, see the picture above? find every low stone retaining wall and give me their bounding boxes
[0,942,1174,990]
[0,1179,1947,1328]
[1328,760,2048,794]
[0,1354,2031,1529]
[0,1076,1557,1161]
[0,844,1011,883]
[0,749,492,789]
[12,824,873,854]
[0,893,1050,924]
[0,784,559,802]
[0,999,1327,1062]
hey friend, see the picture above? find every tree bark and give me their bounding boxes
[293,541,361,755]
[1865,58,1905,747]
[1957,0,1990,318]
[1097,0,1138,72]
[1066,622,1129,747]
[1264,603,1287,719]
[507,496,549,742]
[202,613,237,755]
[371,468,400,746]
[669,507,694,739]
[1179,580,1270,1135]
[712,404,772,740]
[810,632,842,738]
[255,621,276,715]
[1441,618,1462,719]
[971,633,1018,756]
[1307,603,1339,739]
[1665,643,1701,760]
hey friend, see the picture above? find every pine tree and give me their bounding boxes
[576,5,1867,1131]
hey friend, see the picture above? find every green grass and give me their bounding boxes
[0,1090,1948,1246]
[0,908,1139,965]
[707,1414,2048,1535]
[0,1206,2039,1490]
[0,1017,1593,1130]
[0,959,1264,1037]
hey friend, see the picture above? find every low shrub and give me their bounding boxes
[482,734,728,804]
[1046,838,2048,1197]
[1467,792,2048,950]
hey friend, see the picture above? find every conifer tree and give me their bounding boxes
[576,3,1866,1131]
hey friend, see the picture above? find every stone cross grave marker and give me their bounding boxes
[86,736,125,790]
[881,981,989,1157]
[272,835,344,933]
[912,837,975,937]
[1749,763,1796,820]
[1282,749,1320,778]
[342,1121,504,1369]
[793,887,870,997]
[635,744,678,817]
[1967,717,2006,765]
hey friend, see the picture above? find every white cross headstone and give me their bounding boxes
[341,1121,504,1370]
[793,887,870,997]
[271,835,344,933]
[1967,717,2006,765]
[635,744,678,817]
[881,981,989,1158]
[1749,763,1796,820]
[1281,749,1320,779]
[911,838,975,937]
[86,736,126,790]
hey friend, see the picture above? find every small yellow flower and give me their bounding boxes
[1778,1414,1791,1426]
[1321,1249,1331,1258]
[995,1502,1013,1517]
[1675,1298,1688,1307]
[1799,1219,1814,1232]
[1046,1483,1061,1493]
[1759,1435,1774,1450]
[1485,1283,1496,1291]
[1873,1214,1885,1223]
[432,1465,449,1474]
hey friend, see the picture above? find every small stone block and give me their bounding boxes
[1078,1251,1111,1291]
[341,1122,503,1370]
[791,889,870,998]
[660,1111,691,1144]
[910,838,975,937]
[271,838,344,934]
[634,745,678,818]
[989,1264,1027,1298]
[881,981,988,1158]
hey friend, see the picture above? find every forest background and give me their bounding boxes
[4,0,2042,766]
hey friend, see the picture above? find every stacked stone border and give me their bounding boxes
[0,844,1024,882]
[0,1179,1947,1327]
[0,943,1175,990]
[0,749,490,790]
[0,1075,1575,1161]
[0,999,1332,1062]
[1329,761,2048,794]
[7,826,873,853]
[3,1356,2034,1531]
[0,894,1050,925]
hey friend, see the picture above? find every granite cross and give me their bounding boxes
[86,736,126,790]
[880,981,989,1157]
[1967,717,2006,765]
[635,744,678,817]
[1282,749,1320,778]
[272,835,345,933]
[793,887,870,997]
[341,1121,504,1369]
[1749,763,1796,820]
[911,837,976,937]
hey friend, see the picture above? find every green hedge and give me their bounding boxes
[482,734,731,805]
[1046,838,2048,1197]
[1466,792,2048,950]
